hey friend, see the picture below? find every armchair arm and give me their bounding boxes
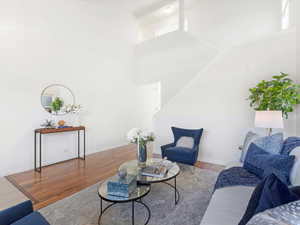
[0,200,33,225]
[161,143,175,158]
[161,143,175,151]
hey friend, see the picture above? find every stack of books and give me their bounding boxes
[141,164,168,178]
[107,175,137,198]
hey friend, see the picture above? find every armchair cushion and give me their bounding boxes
[0,201,33,225]
[11,212,50,225]
[164,147,197,165]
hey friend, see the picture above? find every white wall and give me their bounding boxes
[187,0,281,49]
[0,0,153,176]
[134,31,218,105]
[154,31,297,165]
[134,0,282,106]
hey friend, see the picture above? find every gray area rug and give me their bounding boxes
[40,165,218,225]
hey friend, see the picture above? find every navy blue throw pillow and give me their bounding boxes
[238,174,299,225]
[243,143,295,184]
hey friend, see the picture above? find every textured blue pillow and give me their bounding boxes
[253,133,284,155]
[244,143,295,184]
[238,174,299,225]
[240,131,260,162]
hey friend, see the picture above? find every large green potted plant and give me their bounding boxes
[248,73,300,119]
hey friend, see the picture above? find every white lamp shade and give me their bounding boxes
[255,111,284,129]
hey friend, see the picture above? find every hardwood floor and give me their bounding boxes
[6,145,224,210]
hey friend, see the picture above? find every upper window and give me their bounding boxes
[135,0,187,43]
[282,0,291,30]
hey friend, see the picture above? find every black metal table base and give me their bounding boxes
[162,176,180,205]
[98,198,151,225]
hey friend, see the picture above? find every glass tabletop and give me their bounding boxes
[119,158,180,184]
[98,176,150,202]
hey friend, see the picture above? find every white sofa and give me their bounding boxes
[200,146,300,225]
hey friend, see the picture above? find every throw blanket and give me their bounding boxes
[214,167,261,190]
[281,137,300,155]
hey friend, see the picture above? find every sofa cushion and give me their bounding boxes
[11,212,50,225]
[200,186,255,225]
[164,147,195,162]
[246,200,300,225]
[238,174,299,225]
[244,143,295,184]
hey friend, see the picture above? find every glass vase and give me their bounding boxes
[137,144,147,168]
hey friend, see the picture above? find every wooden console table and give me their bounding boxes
[34,126,86,172]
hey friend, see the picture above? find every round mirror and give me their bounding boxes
[41,84,75,115]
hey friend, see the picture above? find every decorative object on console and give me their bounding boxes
[255,111,284,136]
[127,128,155,168]
[64,104,82,126]
[107,175,137,198]
[248,73,300,119]
[40,119,56,129]
[58,120,66,127]
[161,127,203,165]
[238,174,299,225]
[243,143,295,185]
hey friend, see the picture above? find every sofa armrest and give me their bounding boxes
[0,200,33,225]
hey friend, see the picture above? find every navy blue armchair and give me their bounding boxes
[161,127,204,165]
[0,201,49,225]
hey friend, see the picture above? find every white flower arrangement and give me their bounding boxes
[127,128,155,146]
[63,104,82,114]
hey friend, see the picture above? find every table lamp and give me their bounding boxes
[255,111,284,136]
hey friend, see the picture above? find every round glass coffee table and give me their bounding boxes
[98,177,151,225]
[119,158,181,205]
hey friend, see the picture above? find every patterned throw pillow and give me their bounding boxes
[246,200,300,225]
[254,133,284,155]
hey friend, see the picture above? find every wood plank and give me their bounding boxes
[7,145,224,210]
[35,126,85,134]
